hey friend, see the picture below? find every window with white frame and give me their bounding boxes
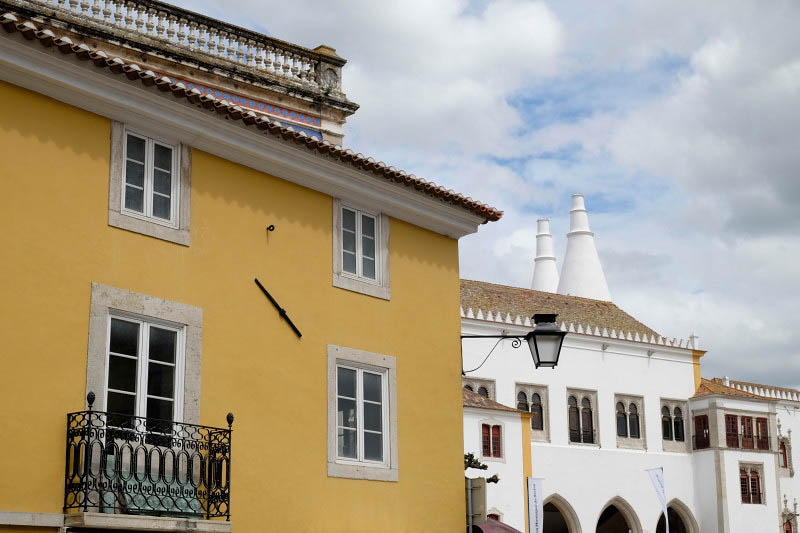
[332,200,390,300]
[122,130,179,227]
[108,122,191,246]
[614,394,645,450]
[327,344,398,481]
[105,315,185,423]
[481,423,503,458]
[516,383,549,442]
[336,364,388,464]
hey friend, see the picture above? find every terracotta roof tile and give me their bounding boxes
[0,12,502,223]
[692,378,766,400]
[461,280,659,339]
[462,389,521,413]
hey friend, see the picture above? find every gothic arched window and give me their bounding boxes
[673,407,684,441]
[531,393,543,431]
[517,391,529,412]
[616,402,628,437]
[629,403,640,439]
[478,386,489,398]
[662,406,673,440]
[581,397,594,443]
[464,385,474,392]
[568,396,580,442]
[780,442,788,468]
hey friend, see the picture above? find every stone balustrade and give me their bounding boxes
[13,0,345,93]
[723,378,800,402]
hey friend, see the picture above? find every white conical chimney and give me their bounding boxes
[531,218,559,292]
[556,194,611,301]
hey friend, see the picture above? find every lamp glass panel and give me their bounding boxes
[533,335,561,365]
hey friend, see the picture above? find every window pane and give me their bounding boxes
[337,398,357,429]
[362,257,375,280]
[337,367,356,398]
[152,194,171,220]
[110,319,139,356]
[107,391,135,416]
[362,235,375,259]
[125,185,144,212]
[108,354,137,392]
[361,214,375,238]
[147,362,175,399]
[126,134,145,162]
[364,432,382,461]
[342,230,356,254]
[148,327,176,363]
[125,160,145,188]
[338,428,356,459]
[364,403,382,432]
[153,144,172,171]
[153,169,172,195]
[342,208,356,232]
[343,251,357,274]
[363,372,382,403]
[146,397,173,421]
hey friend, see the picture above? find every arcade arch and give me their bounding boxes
[543,494,582,533]
[595,497,643,533]
[655,499,699,533]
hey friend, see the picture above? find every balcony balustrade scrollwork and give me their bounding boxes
[64,392,233,520]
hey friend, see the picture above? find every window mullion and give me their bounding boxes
[144,138,153,218]
[355,210,362,278]
[357,369,364,462]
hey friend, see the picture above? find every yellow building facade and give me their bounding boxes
[0,2,501,531]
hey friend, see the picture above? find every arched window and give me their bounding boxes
[517,391,529,412]
[616,402,628,437]
[629,403,640,439]
[749,470,761,504]
[673,407,684,441]
[464,385,474,392]
[780,442,788,468]
[581,397,594,443]
[740,469,750,503]
[478,386,489,398]
[785,520,793,533]
[531,393,543,431]
[662,406,673,440]
[568,396,580,442]
[491,425,502,458]
[488,514,500,522]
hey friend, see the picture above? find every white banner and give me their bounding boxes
[646,467,669,532]
[527,477,544,533]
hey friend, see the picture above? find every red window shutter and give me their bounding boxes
[781,443,788,467]
[756,418,769,450]
[741,417,754,449]
[492,425,502,458]
[740,470,750,503]
[726,415,739,448]
[785,520,793,533]
[482,424,490,456]
[695,415,710,449]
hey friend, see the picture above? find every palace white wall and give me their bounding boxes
[462,318,700,533]
[464,407,526,531]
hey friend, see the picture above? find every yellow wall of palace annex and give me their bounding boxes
[0,80,466,531]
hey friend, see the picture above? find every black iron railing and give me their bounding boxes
[64,392,233,520]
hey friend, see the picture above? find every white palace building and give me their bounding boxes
[462,194,800,533]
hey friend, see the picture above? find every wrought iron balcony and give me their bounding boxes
[64,392,233,520]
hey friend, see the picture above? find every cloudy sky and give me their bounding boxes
[176,0,800,387]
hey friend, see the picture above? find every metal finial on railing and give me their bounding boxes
[227,412,234,429]
[87,391,95,411]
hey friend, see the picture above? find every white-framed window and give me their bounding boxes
[615,394,645,450]
[516,383,549,442]
[327,344,398,482]
[108,121,191,246]
[122,129,180,227]
[335,364,389,465]
[332,199,390,300]
[105,313,186,423]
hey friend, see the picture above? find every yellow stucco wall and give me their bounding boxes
[0,80,466,531]
[692,350,705,390]
[520,412,532,533]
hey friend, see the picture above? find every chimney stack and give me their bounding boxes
[531,218,559,292]
[556,194,611,301]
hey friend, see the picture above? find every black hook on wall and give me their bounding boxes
[266,225,275,232]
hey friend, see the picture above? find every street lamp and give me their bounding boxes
[462,313,566,372]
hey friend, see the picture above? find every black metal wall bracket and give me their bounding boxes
[254,278,302,338]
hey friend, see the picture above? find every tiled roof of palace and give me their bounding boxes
[460,280,659,339]
[0,12,502,223]
[462,389,521,413]
[692,378,766,400]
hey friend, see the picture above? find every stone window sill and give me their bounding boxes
[64,512,232,532]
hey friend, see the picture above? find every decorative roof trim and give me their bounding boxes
[0,12,502,226]
[460,305,694,349]
[712,377,800,403]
